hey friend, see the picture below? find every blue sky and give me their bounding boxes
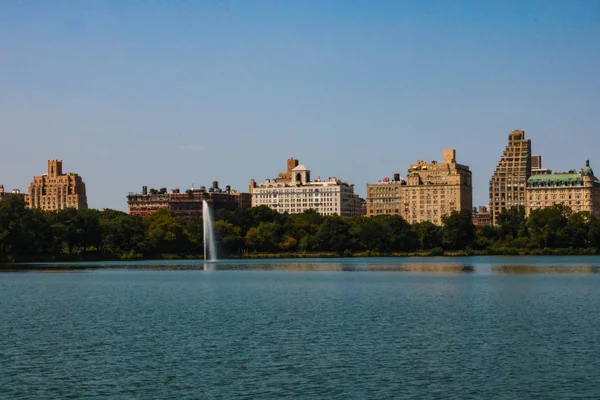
[1,0,599,211]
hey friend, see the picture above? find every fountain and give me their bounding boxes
[202,200,218,262]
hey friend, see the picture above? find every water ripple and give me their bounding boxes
[1,262,600,398]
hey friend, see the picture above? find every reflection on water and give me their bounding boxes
[366,263,475,273]
[3,256,600,274]
[493,265,600,274]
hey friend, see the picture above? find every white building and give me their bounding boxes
[249,161,361,217]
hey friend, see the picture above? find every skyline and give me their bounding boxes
[1,1,599,211]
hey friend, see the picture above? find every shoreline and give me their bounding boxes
[3,247,599,264]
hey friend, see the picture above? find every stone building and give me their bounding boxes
[127,181,251,219]
[366,149,472,225]
[526,160,600,218]
[26,160,87,211]
[249,158,363,217]
[489,130,532,225]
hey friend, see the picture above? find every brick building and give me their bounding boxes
[0,186,27,202]
[127,181,251,219]
[472,206,492,226]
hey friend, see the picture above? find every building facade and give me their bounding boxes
[472,206,492,226]
[127,181,251,219]
[26,160,87,211]
[526,160,600,218]
[366,149,472,225]
[249,158,362,217]
[0,186,27,202]
[489,130,532,225]
[531,154,552,176]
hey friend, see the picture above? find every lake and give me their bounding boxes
[2,256,600,399]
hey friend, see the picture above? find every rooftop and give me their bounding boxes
[292,165,310,172]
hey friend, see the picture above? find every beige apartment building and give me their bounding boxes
[489,130,532,225]
[366,149,472,225]
[526,160,600,218]
[249,158,363,217]
[27,160,88,211]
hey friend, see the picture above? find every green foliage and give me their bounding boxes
[1,198,600,262]
[145,209,192,255]
[442,210,475,250]
[316,216,351,254]
[245,221,282,252]
[412,221,442,250]
[527,205,570,248]
[496,206,527,240]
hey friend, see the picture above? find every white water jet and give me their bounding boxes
[203,200,218,262]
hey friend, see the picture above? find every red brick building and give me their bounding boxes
[127,181,251,220]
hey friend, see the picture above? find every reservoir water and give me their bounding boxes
[2,256,600,399]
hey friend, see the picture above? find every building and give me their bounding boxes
[366,149,473,225]
[472,206,491,226]
[531,154,552,175]
[127,181,251,219]
[489,130,532,225]
[531,155,542,170]
[526,160,600,218]
[249,158,362,217]
[0,186,27,202]
[26,160,88,211]
[351,194,367,217]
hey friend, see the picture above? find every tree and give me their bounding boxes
[442,210,475,250]
[527,204,570,248]
[99,210,148,255]
[214,220,244,255]
[383,216,417,252]
[496,206,527,240]
[589,217,600,250]
[0,196,56,260]
[245,222,281,252]
[316,216,350,254]
[145,209,192,254]
[412,221,442,250]
[349,217,386,251]
[565,212,591,248]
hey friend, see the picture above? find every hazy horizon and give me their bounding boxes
[2,0,599,211]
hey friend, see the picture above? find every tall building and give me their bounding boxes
[531,155,542,170]
[531,154,552,175]
[489,130,532,225]
[526,160,600,218]
[366,149,472,225]
[249,158,362,217]
[26,160,87,211]
[127,181,251,219]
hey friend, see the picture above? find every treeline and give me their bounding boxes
[1,195,600,262]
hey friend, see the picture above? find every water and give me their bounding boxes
[202,200,217,261]
[2,256,600,399]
